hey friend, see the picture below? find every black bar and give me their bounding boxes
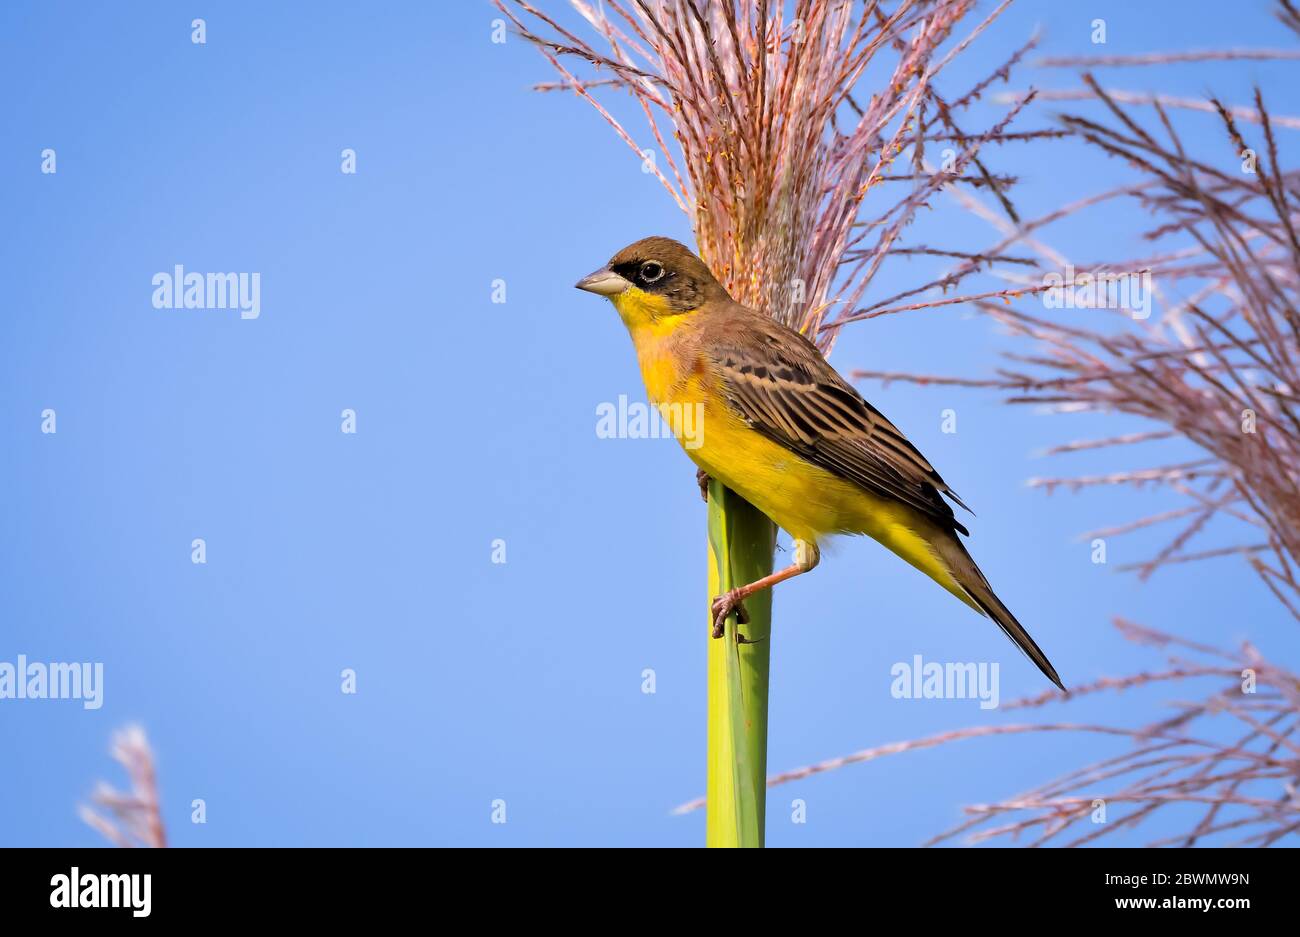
[0,846,1284,922]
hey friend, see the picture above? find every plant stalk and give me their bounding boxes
[705,480,776,848]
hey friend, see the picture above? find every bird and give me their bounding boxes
[575,236,1065,691]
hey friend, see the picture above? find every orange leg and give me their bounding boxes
[710,539,820,639]
[695,468,711,503]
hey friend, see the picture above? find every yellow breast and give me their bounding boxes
[614,294,855,541]
[612,290,966,602]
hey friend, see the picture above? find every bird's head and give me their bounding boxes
[575,237,728,324]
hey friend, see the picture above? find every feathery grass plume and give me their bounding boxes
[819,22,1300,845]
[680,620,1300,846]
[500,0,1034,845]
[78,725,167,848]
[861,78,1300,615]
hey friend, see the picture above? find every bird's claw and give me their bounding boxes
[710,589,750,639]
[696,468,711,503]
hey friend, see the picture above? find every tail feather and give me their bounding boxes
[940,539,1066,692]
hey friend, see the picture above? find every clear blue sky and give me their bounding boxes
[2,1,1297,847]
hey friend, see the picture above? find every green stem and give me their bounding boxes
[705,481,776,848]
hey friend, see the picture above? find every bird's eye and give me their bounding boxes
[639,261,665,283]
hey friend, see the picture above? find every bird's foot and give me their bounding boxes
[696,468,711,503]
[710,589,750,640]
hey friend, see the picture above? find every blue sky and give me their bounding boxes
[2,1,1297,847]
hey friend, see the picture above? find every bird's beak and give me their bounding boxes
[575,267,632,297]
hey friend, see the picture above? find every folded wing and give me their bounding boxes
[710,316,970,537]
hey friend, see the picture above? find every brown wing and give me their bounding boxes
[708,314,970,536]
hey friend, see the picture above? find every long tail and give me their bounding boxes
[937,536,1066,691]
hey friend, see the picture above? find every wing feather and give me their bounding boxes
[710,319,970,536]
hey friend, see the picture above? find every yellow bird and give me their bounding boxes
[577,236,1064,691]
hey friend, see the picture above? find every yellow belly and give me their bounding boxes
[678,382,857,541]
[656,372,966,601]
[625,313,965,600]
[655,372,884,533]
